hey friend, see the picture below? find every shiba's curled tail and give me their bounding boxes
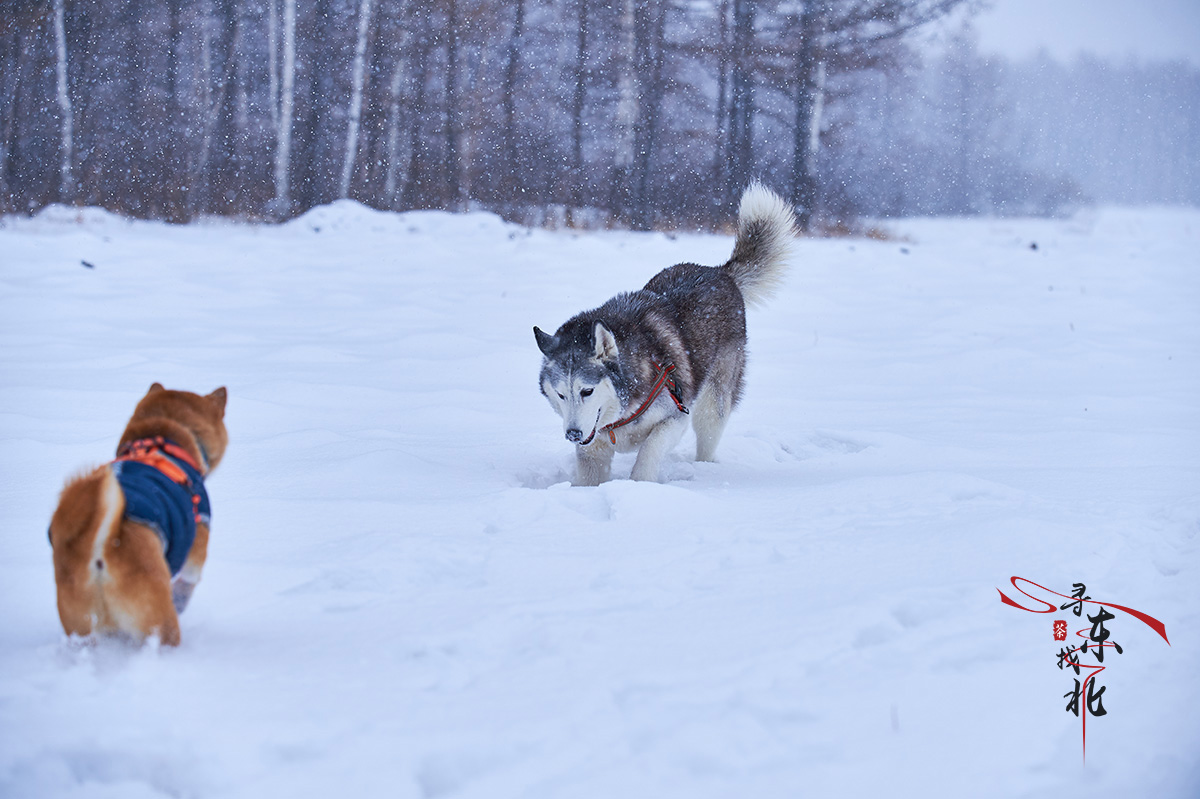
[49,465,124,578]
[722,182,797,307]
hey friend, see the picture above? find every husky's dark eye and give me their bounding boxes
[556,392,566,400]
[580,388,593,398]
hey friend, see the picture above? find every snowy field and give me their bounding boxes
[1,202,1197,798]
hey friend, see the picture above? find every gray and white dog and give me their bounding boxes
[534,182,797,485]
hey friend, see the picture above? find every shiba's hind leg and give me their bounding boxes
[171,521,209,613]
[101,520,182,646]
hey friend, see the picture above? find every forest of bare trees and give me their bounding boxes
[2,0,1198,229]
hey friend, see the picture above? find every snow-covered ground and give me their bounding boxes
[1,202,1197,798]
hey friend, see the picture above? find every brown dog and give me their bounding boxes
[48,383,228,645]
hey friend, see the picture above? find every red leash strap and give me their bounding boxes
[602,361,689,444]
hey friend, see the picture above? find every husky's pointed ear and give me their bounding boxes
[148,382,165,394]
[534,326,556,355]
[207,387,228,413]
[593,322,619,362]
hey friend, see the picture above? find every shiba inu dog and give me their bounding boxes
[48,383,228,645]
[534,183,796,485]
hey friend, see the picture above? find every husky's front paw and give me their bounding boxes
[574,446,612,486]
[629,417,686,482]
[629,460,662,482]
[573,462,609,486]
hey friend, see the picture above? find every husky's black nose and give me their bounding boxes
[565,428,583,443]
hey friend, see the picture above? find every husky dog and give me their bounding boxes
[48,383,228,645]
[534,183,796,485]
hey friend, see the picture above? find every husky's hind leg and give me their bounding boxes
[692,346,745,462]
[692,385,729,463]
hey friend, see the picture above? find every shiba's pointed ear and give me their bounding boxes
[207,387,227,413]
[534,326,555,355]
[593,322,619,362]
[148,382,165,393]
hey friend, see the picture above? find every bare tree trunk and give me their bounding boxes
[808,61,826,205]
[52,0,73,203]
[296,0,336,211]
[402,9,433,209]
[632,1,666,230]
[340,0,373,199]
[501,0,525,197]
[164,0,189,220]
[121,1,147,215]
[384,15,411,207]
[726,0,755,209]
[0,19,21,207]
[789,0,825,231]
[712,0,730,200]
[271,0,297,217]
[187,14,213,216]
[569,0,588,214]
[612,0,638,220]
[267,0,280,131]
[233,2,250,196]
[444,0,465,211]
[196,0,241,214]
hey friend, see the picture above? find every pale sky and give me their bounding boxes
[968,0,1200,65]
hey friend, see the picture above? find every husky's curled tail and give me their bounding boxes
[723,181,797,307]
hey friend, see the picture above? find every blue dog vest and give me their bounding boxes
[111,437,211,577]
[113,452,210,577]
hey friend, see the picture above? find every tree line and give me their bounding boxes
[3,1,1196,230]
[2,0,968,229]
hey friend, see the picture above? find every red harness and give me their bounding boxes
[116,436,204,476]
[601,361,689,444]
